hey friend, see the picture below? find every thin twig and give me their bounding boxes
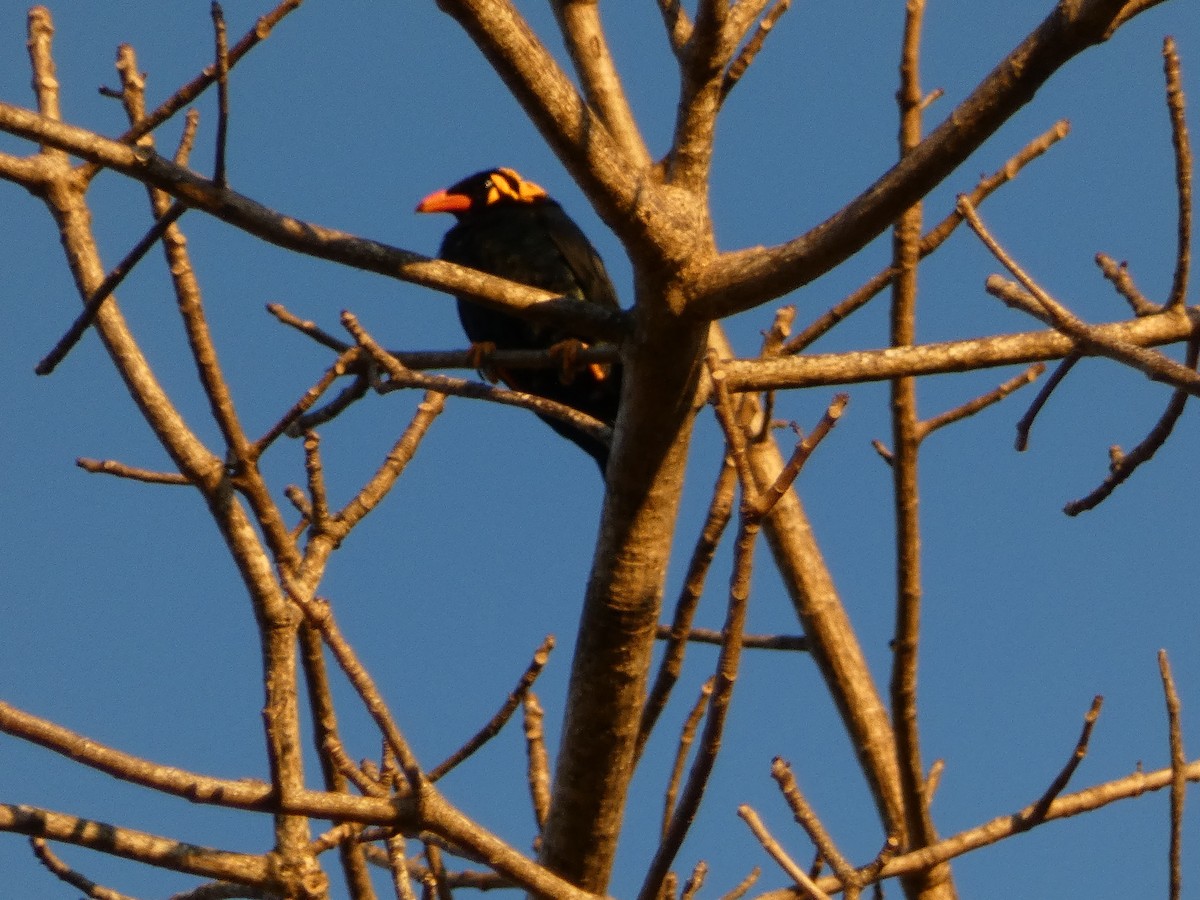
[254,348,361,455]
[522,692,551,833]
[923,759,945,807]
[964,199,1200,395]
[35,202,188,375]
[388,833,419,900]
[298,624,376,900]
[737,806,832,900]
[303,431,330,530]
[917,363,1044,441]
[287,592,423,787]
[427,636,555,782]
[211,2,230,187]
[343,311,610,448]
[770,758,855,885]
[81,0,303,180]
[719,867,760,900]
[289,374,372,435]
[681,861,708,900]
[1015,354,1078,451]
[657,0,692,55]
[1095,253,1159,315]
[720,0,791,102]
[423,841,454,900]
[1022,695,1104,826]
[639,503,757,900]
[1157,650,1186,900]
[890,1,941,869]
[749,394,847,519]
[1162,37,1191,310]
[328,391,447,534]
[784,121,1069,354]
[706,351,757,502]
[661,678,714,841]
[654,625,808,651]
[1064,336,1199,515]
[76,457,190,484]
[638,458,738,759]
[30,838,139,900]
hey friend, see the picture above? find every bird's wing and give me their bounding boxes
[538,204,622,312]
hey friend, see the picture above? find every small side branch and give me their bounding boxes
[35,202,187,375]
[783,120,1069,354]
[917,363,1044,441]
[30,839,139,900]
[1095,254,1159,316]
[770,758,855,889]
[737,805,831,900]
[638,458,738,759]
[1157,651,1186,900]
[1063,337,1198,515]
[1022,695,1104,828]
[720,1,792,103]
[963,198,1200,395]
[76,457,190,485]
[427,636,555,782]
[1162,37,1192,310]
[522,693,552,833]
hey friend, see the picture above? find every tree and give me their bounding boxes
[0,2,1197,898]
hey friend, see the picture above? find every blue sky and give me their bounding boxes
[2,2,1199,898]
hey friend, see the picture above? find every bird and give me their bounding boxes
[416,167,622,473]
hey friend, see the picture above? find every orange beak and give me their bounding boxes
[415,188,472,214]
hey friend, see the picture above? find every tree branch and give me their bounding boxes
[691,0,1167,319]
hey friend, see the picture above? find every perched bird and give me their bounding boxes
[416,167,622,472]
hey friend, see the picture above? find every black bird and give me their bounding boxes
[416,167,622,472]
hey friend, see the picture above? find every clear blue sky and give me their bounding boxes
[2,3,1198,898]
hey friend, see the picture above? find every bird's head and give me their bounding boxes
[415,167,549,218]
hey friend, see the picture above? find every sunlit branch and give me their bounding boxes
[1,806,269,888]
[638,458,738,760]
[918,363,1043,440]
[30,838,139,900]
[0,101,624,341]
[738,805,832,900]
[523,693,552,833]
[1095,253,1159,315]
[784,120,1070,354]
[80,0,303,182]
[76,457,190,484]
[552,0,651,167]
[693,0,1164,320]
[1162,37,1192,309]
[770,758,855,888]
[341,311,609,448]
[1158,651,1186,900]
[961,199,1200,395]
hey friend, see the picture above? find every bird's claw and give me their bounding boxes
[549,339,589,385]
[468,341,500,382]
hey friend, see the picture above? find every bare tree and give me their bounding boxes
[0,3,1195,900]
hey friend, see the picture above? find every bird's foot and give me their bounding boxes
[467,341,500,382]
[548,338,592,385]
